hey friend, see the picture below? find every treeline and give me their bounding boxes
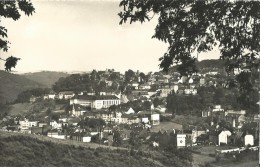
[15,88,51,103]
[167,85,259,115]
[52,70,121,93]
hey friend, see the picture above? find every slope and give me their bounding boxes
[0,131,190,167]
[22,71,69,88]
[0,70,44,104]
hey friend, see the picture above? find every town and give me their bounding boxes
[1,59,259,166]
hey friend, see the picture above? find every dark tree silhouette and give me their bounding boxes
[118,1,260,75]
[0,0,35,71]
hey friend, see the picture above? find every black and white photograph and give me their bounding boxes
[0,0,259,166]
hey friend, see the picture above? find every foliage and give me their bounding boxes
[113,130,122,147]
[15,88,51,103]
[119,0,260,75]
[129,131,142,148]
[153,97,163,108]
[0,0,35,71]
[125,69,136,82]
[78,118,105,129]
[52,72,120,93]
[167,93,202,116]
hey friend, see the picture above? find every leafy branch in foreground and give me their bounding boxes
[0,56,21,71]
[118,0,260,75]
[0,0,35,71]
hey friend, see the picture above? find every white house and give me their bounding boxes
[19,119,38,130]
[244,134,254,146]
[177,134,186,147]
[125,107,135,114]
[50,121,62,129]
[151,114,160,125]
[59,91,75,99]
[139,83,151,90]
[218,130,231,145]
[142,117,149,124]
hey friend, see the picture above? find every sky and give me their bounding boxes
[0,0,219,74]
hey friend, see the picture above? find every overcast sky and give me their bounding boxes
[1,0,219,73]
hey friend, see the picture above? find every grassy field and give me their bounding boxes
[151,121,183,132]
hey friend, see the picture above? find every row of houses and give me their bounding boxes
[202,105,259,128]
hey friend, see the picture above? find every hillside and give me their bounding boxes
[22,71,69,88]
[0,131,190,167]
[0,71,44,104]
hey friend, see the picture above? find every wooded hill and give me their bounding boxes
[22,71,69,88]
[0,71,44,104]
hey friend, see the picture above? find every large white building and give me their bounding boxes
[70,95,121,109]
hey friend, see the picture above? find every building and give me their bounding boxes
[151,114,160,125]
[19,119,38,131]
[176,134,186,147]
[244,133,254,146]
[58,91,75,99]
[70,95,121,109]
[225,110,246,127]
[69,104,87,117]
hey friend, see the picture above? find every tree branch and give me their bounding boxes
[0,57,6,61]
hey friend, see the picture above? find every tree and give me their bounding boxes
[0,0,35,71]
[119,1,259,75]
[153,97,163,108]
[125,69,135,82]
[113,130,122,147]
[139,72,146,83]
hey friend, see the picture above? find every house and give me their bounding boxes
[139,83,151,90]
[176,134,186,147]
[192,130,206,143]
[69,104,86,117]
[82,132,92,142]
[151,114,160,125]
[50,121,62,129]
[244,133,254,146]
[125,107,135,114]
[99,112,114,123]
[184,88,197,95]
[225,110,246,127]
[201,110,211,117]
[159,88,172,97]
[127,115,141,124]
[155,105,166,113]
[70,95,121,109]
[142,117,149,124]
[47,129,65,139]
[131,82,139,89]
[19,119,38,131]
[59,91,75,99]
[199,78,206,86]
[38,122,48,128]
[44,93,56,100]
[209,130,231,146]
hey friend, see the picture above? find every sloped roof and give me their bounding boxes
[73,95,119,100]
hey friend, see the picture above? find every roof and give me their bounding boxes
[59,91,74,95]
[73,95,119,100]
